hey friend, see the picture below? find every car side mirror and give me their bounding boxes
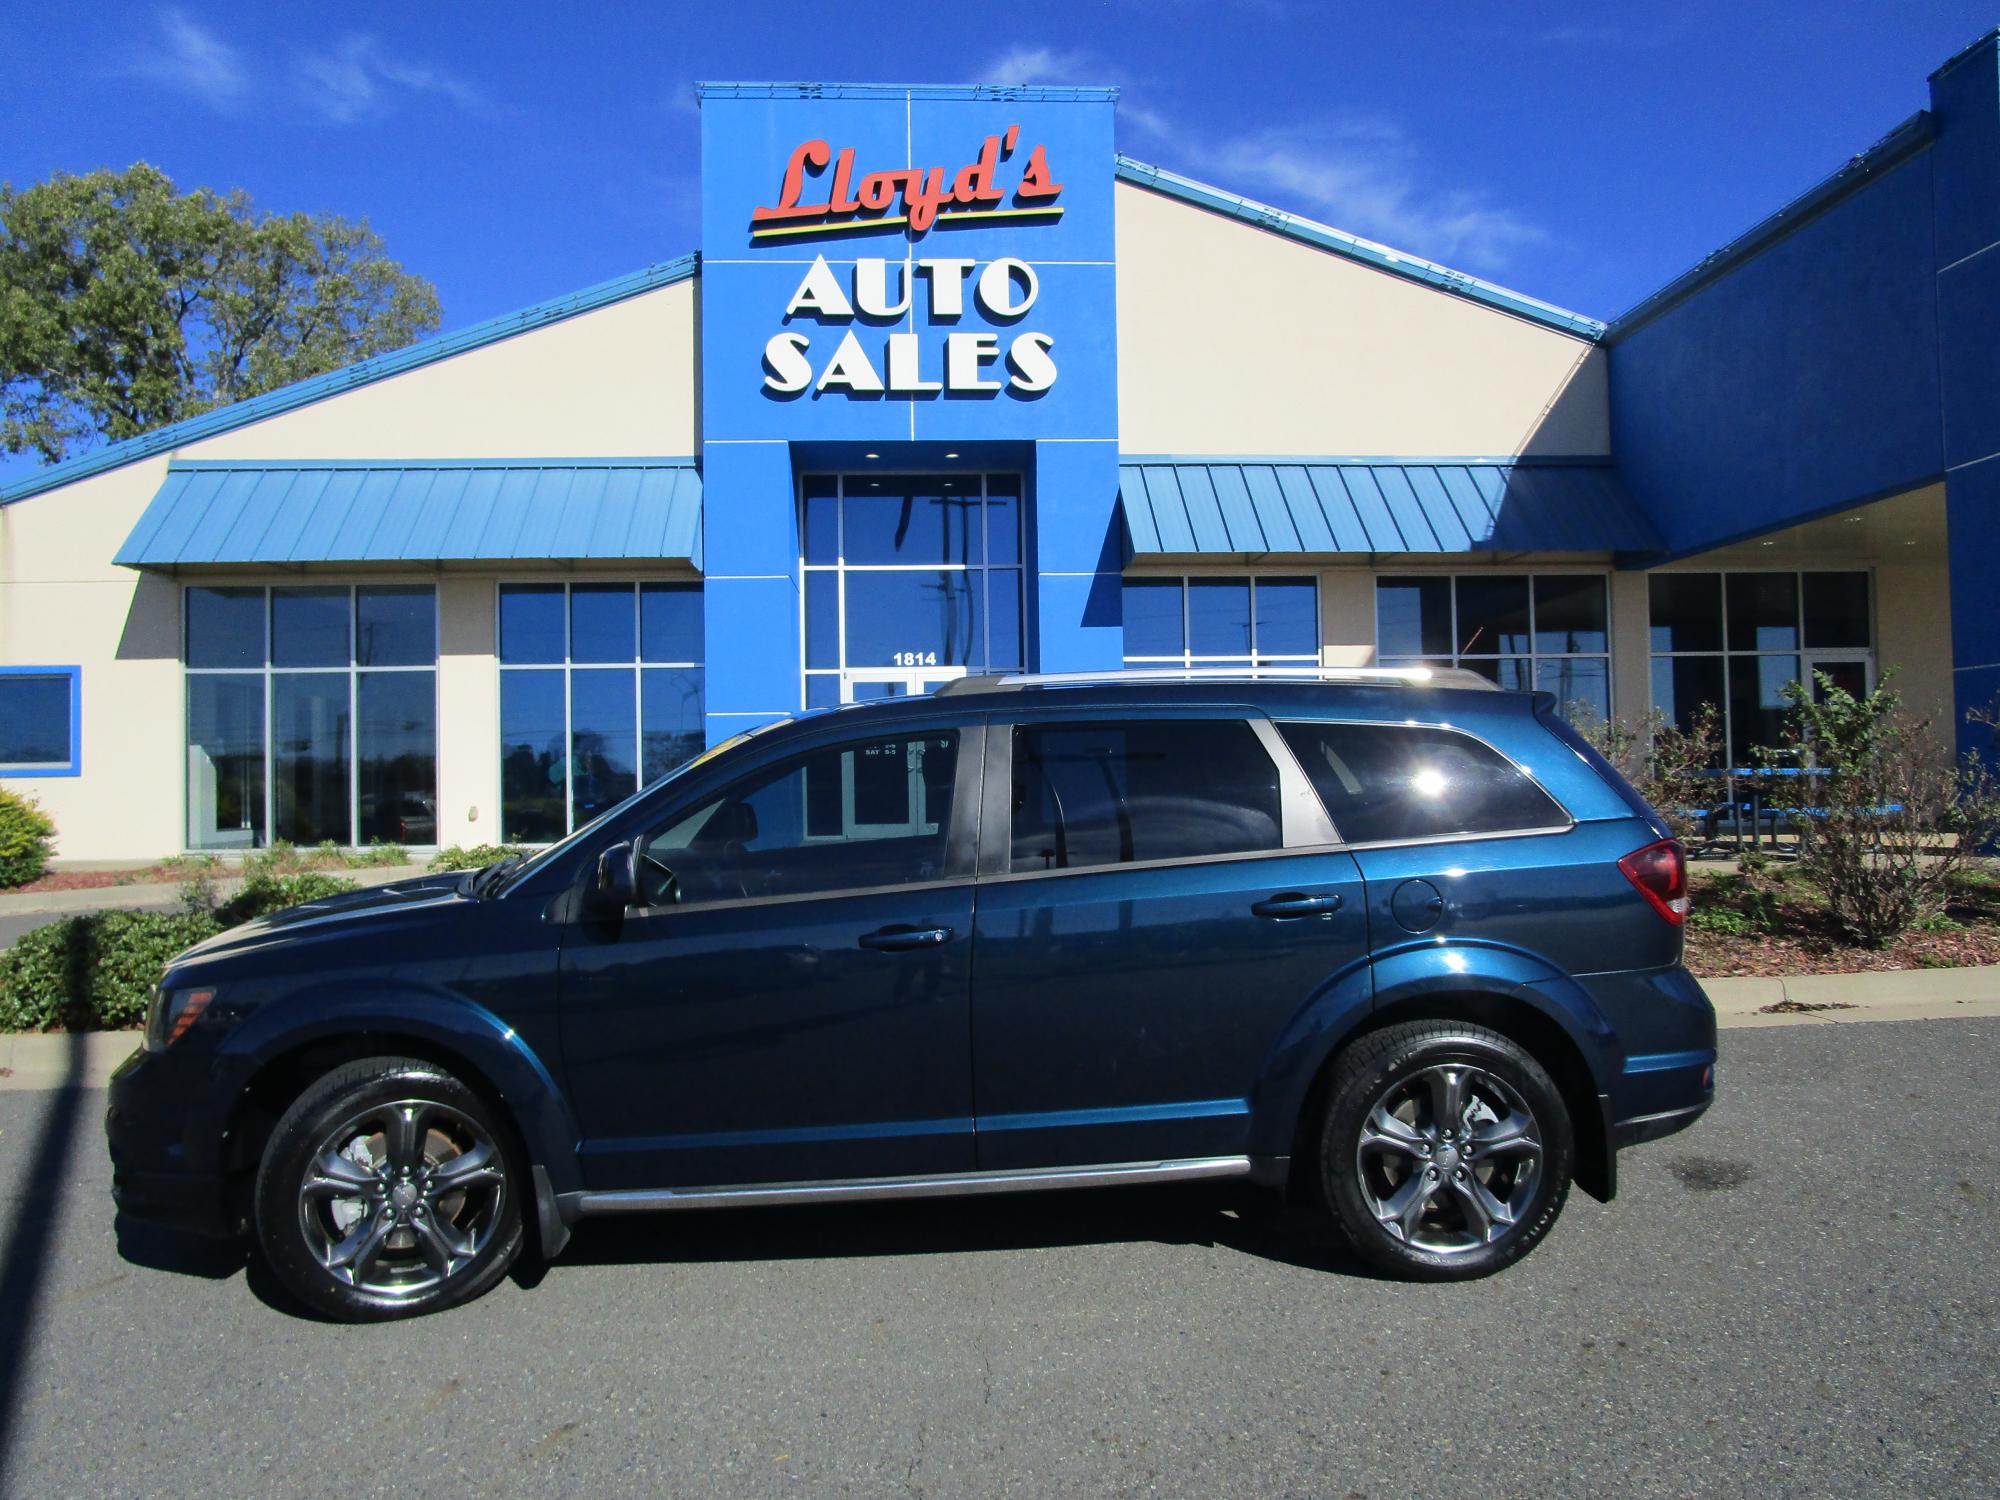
[595,841,638,909]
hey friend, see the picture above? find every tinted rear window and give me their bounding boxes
[1278,721,1567,844]
[1011,719,1281,873]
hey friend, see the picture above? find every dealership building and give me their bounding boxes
[4,32,1999,861]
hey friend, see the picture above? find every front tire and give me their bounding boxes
[1316,1021,1573,1279]
[253,1056,524,1321]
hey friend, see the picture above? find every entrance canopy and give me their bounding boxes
[115,458,704,570]
[1118,458,1660,557]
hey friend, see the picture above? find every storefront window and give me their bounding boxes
[1648,571,1872,766]
[800,474,1024,706]
[1121,575,1319,671]
[1376,574,1611,722]
[498,581,705,842]
[184,585,437,849]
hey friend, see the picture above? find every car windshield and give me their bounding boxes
[489,721,790,895]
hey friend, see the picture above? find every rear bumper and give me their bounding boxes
[1613,1097,1711,1149]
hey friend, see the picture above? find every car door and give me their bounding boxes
[968,708,1369,1171]
[558,721,982,1191]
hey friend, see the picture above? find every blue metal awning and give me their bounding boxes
[114,459,703,570]
[1118,458,1661,556]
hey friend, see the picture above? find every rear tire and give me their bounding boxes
[1315,1021,1572,1279]
[253,1056,524,1321]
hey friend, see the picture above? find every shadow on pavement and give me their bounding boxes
[541,1183,1390,1282]
[0,1030,90,1469]
[113,1216,247,1280]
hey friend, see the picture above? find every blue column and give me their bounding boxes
[701,442,800,744]
[1032,440,1124,672]
[1931,31,2000,756]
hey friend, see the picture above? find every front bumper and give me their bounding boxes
[105,1046,235,1238]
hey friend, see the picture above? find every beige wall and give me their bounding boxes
[185,280,697,461]
[0,279,702,860]
[1114,182,1607,458]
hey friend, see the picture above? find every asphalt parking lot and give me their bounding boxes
[1,1018,1994,1499]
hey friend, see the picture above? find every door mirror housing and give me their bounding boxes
[595,841,638,909]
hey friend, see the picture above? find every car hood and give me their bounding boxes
[179,871,474,960]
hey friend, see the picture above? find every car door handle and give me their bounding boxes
[859,925,954,952]
[1251,893,1345,919]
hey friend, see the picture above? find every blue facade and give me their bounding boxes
[696,85,1121,741]
[1607,31,2000,753]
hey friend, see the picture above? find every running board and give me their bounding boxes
[566,1155,1254,1216]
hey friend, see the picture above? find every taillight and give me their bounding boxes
[1618,838,1689,925]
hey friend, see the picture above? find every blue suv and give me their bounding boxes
[107,670,1715,1320]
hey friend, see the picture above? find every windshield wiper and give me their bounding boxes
[470,853,526,898]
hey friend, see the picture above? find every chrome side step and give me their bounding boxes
[568,1155,1254,1216]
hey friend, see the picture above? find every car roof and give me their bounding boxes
[796,672,1547,732]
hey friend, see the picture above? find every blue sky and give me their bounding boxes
[2,0,1992,480]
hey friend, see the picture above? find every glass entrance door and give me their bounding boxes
[801,473,1025,709]
[839,666,970,703]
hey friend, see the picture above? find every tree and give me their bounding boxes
[0,162,440,462]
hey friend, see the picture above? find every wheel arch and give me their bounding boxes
[1265,954,1619,1204]
[214,995,582,1235]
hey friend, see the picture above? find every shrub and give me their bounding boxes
[1774,672,2000,947]
[0,789,57,888]
[428,843,526,872]
[0,910,221,1031]
[355,841,411,867]
[1568,703,1722,847]
[217,871,357,925]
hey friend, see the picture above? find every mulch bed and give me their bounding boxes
[4,865,193,894]
[1683,868,2000,977]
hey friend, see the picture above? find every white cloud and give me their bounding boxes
[1123,108,1546,269]
[121,8,251,113]
[976,45,1098,85]
[297,35,488,123]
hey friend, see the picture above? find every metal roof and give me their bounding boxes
[1114,159,1606,341]
[0,255,699,508]
[1118,458,1662,557]
[113,459,703,570]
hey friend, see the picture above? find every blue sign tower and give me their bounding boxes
[696,83,1121,741]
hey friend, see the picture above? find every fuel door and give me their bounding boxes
[1391,878,1445,934]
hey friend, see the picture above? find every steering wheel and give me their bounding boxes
[637,852,682,905]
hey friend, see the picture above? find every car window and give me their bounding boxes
[1277,721,1567,845]
[1009,719,1282,874]
[639,731,959,903]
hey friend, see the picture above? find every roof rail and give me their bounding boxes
[933,666,1502,696]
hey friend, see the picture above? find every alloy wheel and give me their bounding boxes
[295,1098,508,1300]
[1354,1062,1543,1255]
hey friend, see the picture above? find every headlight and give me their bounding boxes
[144,986,217,1052]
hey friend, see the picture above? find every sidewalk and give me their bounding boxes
[0,863,433,917]
[5,965,1995,1091]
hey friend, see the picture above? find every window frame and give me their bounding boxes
[1373,570,1612,722]
[1647,567,1876,768]
[625,720,984,913]
[974,707,1337,881]
[798,472,1026,709]
[182,584,439,849]
[1120,572,1323,673]
[1273,717,1577,850]
[496,577,706,843]
[0,665,82,777]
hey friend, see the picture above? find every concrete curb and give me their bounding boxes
[5,965,1996,1091]
[0,864,433,918]
[0,1030,140,1090]
[1705,963,2000,1028]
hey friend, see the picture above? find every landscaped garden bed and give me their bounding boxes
[1684,861,2000,977]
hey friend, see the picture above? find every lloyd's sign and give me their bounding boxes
[752,126,1063,398]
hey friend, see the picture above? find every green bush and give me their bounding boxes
[0,789,57,888]
[0,872,364,1032]
[428,843,526,872]
[216,871,357,924]
[0,911,221,1031]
